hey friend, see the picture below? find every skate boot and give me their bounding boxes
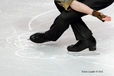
[30,33,51,43]
[67,36,96,52]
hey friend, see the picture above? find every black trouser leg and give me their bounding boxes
[45,9,90,41]
[70,18,93,40]
[45,1,92,41]
[54,1,92,40]
[51,0,114,41]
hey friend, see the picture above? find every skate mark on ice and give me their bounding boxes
[28,9,56,31]
[7,33,68,59]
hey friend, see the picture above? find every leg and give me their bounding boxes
[45,10,87,41]
[68,18,96,52]
[70,18,92,40]
[30,9,88,43]
[30,0,94,43]
[54,0,93,40]
[49,0,65,29]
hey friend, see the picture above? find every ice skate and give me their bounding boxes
[67,36,96,52]
[30,33,51,43]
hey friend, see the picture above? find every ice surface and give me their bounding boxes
[0,0,114,76]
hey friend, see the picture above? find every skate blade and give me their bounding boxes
[67,51,100,56]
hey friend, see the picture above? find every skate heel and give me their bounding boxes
[89,46,96,51]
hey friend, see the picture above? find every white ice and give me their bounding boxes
[0,0,114,76]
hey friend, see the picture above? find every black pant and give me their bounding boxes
[45,0,114,41]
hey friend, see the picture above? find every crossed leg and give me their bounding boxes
[53,1,92,40]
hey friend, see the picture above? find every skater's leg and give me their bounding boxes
[30,10,86,43]
[54,1,93,40]
[45,10,86,41]
[50,1,65,29]
[68,18,96,52]
[70,18,92,40]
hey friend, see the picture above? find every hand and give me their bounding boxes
[100,13,111,21]
[102,16,111,21]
